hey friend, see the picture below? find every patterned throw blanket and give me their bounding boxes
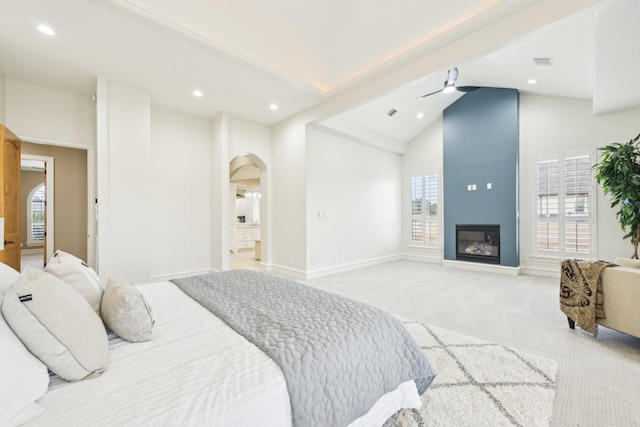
[559,259,615,335]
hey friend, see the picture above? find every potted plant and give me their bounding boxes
[593,133,640,259]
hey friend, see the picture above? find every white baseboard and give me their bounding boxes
[519,266,560,278]
[21,248,44,256]
[401,253,443,265]
[269,264,308,280]
[149,269,215,283]
[303,255,402,280]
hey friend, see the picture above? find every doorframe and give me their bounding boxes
[18,136,96,268]
[20,153,54,262]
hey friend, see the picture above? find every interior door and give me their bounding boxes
[0,125,21,270]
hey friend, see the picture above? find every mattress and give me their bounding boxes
[25,281,421,426]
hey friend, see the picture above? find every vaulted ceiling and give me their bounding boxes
[1,0,638,151]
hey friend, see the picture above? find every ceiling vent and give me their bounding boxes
[533,57,552,66]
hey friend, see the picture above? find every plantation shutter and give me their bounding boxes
[564,155,591,254]
[411,174,438,245]
[534,153,592,257]
[424,174,438,244]
[411,176,423,242]
[536,160,559,252]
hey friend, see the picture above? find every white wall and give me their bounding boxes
[519,94,640,274]
[209,113,229,272]
[0,72,5,123]
[402,118,443,263]
[5,79,95,147]
[149,106,212,278]
[271,117,307,276]
[228,116,271,164]
[403,94,640,275]
[96,80,151,283]
[306,127,402,276]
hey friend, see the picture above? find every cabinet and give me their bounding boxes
[236,225,260,250]
[236,227,255,249]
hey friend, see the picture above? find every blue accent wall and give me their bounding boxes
[443,88,519,267]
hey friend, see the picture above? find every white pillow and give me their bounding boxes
[0,293,49,426]
[101,277,154,342]
[44,250,104,316]
[2,267,109,381]
[0,262,20,295]
[614,257,640,269]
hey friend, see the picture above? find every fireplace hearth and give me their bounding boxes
[456,224,500,264]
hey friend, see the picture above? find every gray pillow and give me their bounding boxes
[2,268,109,381]
[101,277,154,342]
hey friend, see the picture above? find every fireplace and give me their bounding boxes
[456,224,500,264]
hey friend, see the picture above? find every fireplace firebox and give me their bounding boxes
[456,224,500,264]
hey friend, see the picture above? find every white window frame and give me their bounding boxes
[27,184,46,246]
[532,150,595,259]
[410,172,440,247]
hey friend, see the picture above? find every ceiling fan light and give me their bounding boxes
[442,84,456,94]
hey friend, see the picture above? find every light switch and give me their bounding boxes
[487,183,492,190]
[472,184,477,191]
[467,185,472,191]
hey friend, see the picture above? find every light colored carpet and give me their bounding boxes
[303,260,640,427]
[386,319,557,427]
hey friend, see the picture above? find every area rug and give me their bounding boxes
[384,319,558,427]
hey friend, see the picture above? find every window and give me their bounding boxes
[411,174,438,245]
[28,184,46,245]
[535,153,592,257]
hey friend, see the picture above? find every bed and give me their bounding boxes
[1,257,436,427]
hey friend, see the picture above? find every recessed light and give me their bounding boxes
[528,79,538,85]
[37,25,55,36]
[416,112,424,119]
[193,90,203,97]
[269,104,278,110]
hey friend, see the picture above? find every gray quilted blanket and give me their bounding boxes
[171,270,436,427]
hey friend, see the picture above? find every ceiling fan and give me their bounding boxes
[419,67,479,98]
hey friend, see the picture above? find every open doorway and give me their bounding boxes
[21,142,90,268]
[20,155,54,270]
[229,153,263,271]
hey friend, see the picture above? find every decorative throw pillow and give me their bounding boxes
[0,293,49,427]
[2,267,109,381]
[101,277,154,342]
[44,250,104,316]
[0,262,20,295]
[614,257,640,269]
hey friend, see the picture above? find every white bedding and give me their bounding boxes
[25,281,420,426]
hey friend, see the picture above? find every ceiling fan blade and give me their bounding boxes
[446,67,459,85]
[418,88,443,98]
[456,86,479,93]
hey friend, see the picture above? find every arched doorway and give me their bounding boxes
[229,153,266,270]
